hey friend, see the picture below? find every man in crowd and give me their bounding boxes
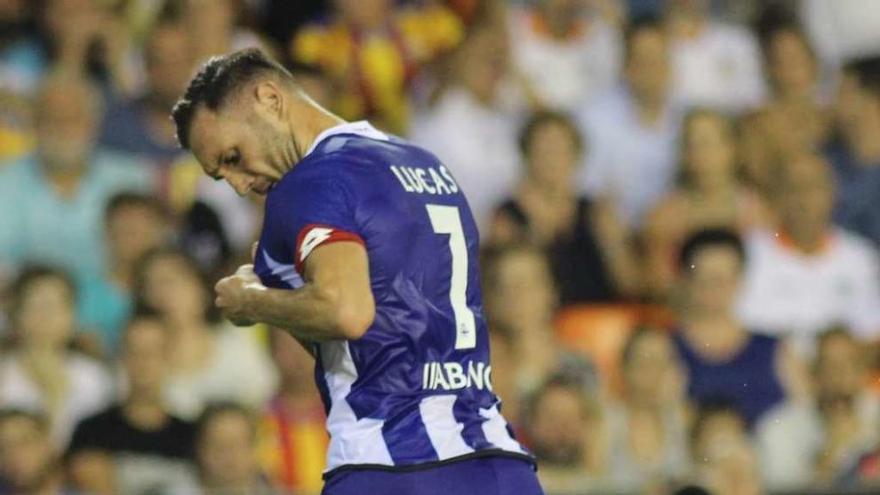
[0,71,151,283]
[196,403,272,495]
[579,15,683,229]
[737,154,880,353]
[77,192,170,353]
[67,313,199,495]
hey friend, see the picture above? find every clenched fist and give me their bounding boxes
[214,264,266,326]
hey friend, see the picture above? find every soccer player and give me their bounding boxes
[171,49,543,495]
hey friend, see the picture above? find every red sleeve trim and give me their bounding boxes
[294,223,365,274]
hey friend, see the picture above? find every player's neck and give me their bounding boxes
[288,98,347,166]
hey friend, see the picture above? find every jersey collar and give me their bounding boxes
[304,120,389,158]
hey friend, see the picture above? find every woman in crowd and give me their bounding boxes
[132,247,277,420]
[481,243,596,427]
[0,266,113,446]
[645,109,767,299]
[671,229,808,429]
[489,110,641,304]
[605,327,689,492]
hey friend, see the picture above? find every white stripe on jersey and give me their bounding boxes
[321,341,393,471]
[261,250,305,288]
[418,395,475,459]
[480,405,527,454]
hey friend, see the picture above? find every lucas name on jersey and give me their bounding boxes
[422,360,493,391]
[390,164,460,195]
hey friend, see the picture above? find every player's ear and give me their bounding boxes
[253,81,283,119]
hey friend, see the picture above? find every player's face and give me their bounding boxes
[189,102,290,197]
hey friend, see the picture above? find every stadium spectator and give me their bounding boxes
[0,409,73,495]
[67,314,199,495]
[409,20,524,231]
[0,71,151,283]
[604,328,689,492]
[490,111,640,303]
[196,403,273,494]
[258,329,327,495]
[578,15,683,228]
[689,404,762,495]
[98,8,195,165]
[663,0,766,112]
[757,328,880,489]
[800,0,880,74]
[672,229,808,428]
[133,247,277,420]
[737,154,880,353]
[508,0,622,109]
[525,374,609,494]
[37,0,139,94]
[0,0,40,162]
[0,267,113,446]
[481,244,596,426]
[182,0,266,68]
[291,0,463,134]
[645,109,768,299]
[77,192,170,354]
[742,20,830,193]
[824,56,880,249]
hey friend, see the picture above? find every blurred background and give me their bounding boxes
[1,0,880,494]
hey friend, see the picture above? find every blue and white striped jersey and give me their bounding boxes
[253,121,531,478]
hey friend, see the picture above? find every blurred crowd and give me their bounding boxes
[1,0,880,494]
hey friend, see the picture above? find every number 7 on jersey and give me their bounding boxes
[426,204,477,350]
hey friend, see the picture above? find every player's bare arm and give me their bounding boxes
[214,242,375,341]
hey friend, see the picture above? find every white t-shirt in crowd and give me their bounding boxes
[801,0,880,70]
[756,393,880,490]
[578,86,683,228]
[408,87,522,232]
[670,21,767,113]
[164,324,278,420]
[509,8,621,110]
[737,228,880,354]
[0,352,114,446]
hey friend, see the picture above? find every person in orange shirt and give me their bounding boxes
[290,0,463,134]
[258,329,328,495]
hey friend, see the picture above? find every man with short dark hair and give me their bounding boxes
[67,314,199,495]
[737,154,880,352]
[77,192,170,352]
[578,15,683,228]
[172,48,542,495]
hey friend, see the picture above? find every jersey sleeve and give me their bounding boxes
[265,173,365,274]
